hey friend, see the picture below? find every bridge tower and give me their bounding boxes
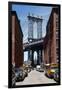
[27,14,43,66]
[37,17,43,39]
[28,14,33,41]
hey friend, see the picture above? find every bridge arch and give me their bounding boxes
[33,51,37,65]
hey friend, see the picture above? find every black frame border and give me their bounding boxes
[8,1,61,88]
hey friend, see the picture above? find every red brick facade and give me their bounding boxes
[44,7,59,64]
[11,11,23,68]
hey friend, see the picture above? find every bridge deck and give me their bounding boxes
[23,39,44,51]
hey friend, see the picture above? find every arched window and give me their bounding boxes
[24,51,28,61]
[33,51,37,65]
[33,22,37,39]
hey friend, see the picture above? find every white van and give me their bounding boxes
[36,65,40,71]
[36,65,44,72]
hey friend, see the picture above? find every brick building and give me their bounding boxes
[11,11,23,68]
[44,7,59,64]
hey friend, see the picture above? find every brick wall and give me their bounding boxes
[11,11,23,68]
[44,7,59,64]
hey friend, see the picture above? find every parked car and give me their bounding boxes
[15,67,28,82]
[28,67,31,73]
[38,68,44,72]
[36,65,44,72]
[22,65,28,76]
[15,68,24,82]
[45,63,58,78]
[24,69,28,77]
[12,64,16,86]
[54,69,59,82]
[45,68,55,78]
[22,68,28,77]
[36,65,40,71]
[25,65,31,73]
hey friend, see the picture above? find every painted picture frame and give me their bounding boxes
[8,1,61,88]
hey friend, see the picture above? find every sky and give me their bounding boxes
[12,4,52,61]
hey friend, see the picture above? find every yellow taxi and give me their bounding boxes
[45,63,58,78]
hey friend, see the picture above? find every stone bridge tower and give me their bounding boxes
[27,14,43,67]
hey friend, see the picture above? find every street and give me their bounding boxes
[16,69,57,86]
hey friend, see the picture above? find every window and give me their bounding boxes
[56,39,58,48]
[56,48,59,55]
[56,31,59,39]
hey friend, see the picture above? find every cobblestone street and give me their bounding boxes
[16,69,57,86]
